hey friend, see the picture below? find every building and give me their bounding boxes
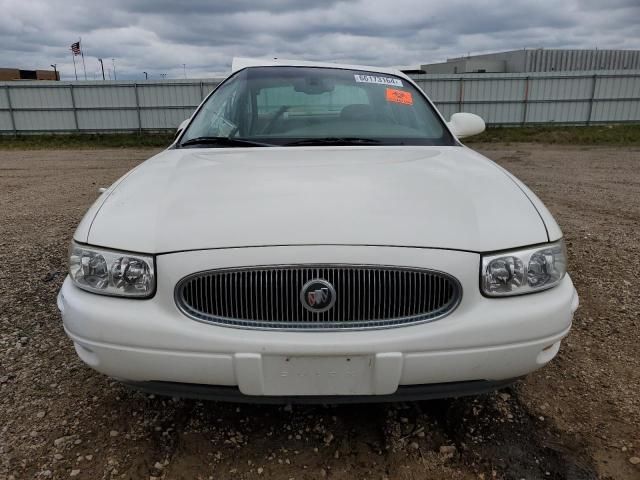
[420,49,640,74]
[0,68,60,81]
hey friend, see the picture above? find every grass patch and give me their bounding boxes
[0,133,175,150]
[468,124,640,145]
[1,124,639,149]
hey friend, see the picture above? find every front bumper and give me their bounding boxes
[58,245,578,398]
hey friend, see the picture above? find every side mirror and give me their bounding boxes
[175,118,190,139]
[447,113,485,138]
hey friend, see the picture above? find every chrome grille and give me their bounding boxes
[175,265,461,330]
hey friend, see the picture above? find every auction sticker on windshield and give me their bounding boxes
[386,88,413,105]
[354,74,403,87]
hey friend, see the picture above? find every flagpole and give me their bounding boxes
[71,52,78,81]
[79,38,87,80]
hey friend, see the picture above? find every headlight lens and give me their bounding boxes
[69,242,155,297]
[482,240,566,296]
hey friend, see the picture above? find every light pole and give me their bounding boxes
[112,58,117,80]
[98,59,105,80]
[143,71,148,80]
[182,64,186,79]
[50,64,58,80]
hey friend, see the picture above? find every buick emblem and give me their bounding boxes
[300,279,336,312]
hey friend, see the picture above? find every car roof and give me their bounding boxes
[231,57,411,82]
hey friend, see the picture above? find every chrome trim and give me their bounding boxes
[174,264,462,331]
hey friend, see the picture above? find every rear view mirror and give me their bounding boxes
[447,113,485,138]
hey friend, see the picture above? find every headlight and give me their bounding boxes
[481,240,567,296]
[69,242,155,297]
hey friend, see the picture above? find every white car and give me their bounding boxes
[58,58,579,402]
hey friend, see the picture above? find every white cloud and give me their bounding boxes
[0,0,637,80]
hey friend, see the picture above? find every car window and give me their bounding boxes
[257,84,370,115]
[184,78,244,139]
[180,66,455,147]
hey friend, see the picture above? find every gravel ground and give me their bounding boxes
[0,145,638,480]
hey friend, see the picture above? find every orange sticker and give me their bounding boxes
[386,88,413,105]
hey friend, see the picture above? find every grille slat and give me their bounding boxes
[176,265,461,330]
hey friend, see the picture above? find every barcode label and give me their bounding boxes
[354,74,403,87]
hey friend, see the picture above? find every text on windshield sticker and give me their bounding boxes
[354,74,403,87]
[385,88,413,105]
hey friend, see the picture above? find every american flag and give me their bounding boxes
[70,41,81,56]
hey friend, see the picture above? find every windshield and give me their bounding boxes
[179,66,455,147]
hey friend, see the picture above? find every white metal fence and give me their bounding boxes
[412,70,640,126]
[1,70,638,134]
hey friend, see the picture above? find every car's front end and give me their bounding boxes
[58,60,578,402]
[59,240,577,401]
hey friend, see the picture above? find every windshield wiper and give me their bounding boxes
[284,137,382,146]
[180,136,275,148]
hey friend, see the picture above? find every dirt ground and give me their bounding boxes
[0,144,638,480]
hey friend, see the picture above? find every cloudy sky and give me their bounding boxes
[1,0,638,80]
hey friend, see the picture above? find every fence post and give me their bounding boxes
[199,81,204,99]
[458,77,464,112]
[134,83,142,134]
[586,74,598,125]
[521,76,530,126]
[69,84,80,132]
[5,85,17,135]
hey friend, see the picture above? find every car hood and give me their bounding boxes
[81,146,549,253]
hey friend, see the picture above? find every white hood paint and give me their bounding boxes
[79,146,550,254]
